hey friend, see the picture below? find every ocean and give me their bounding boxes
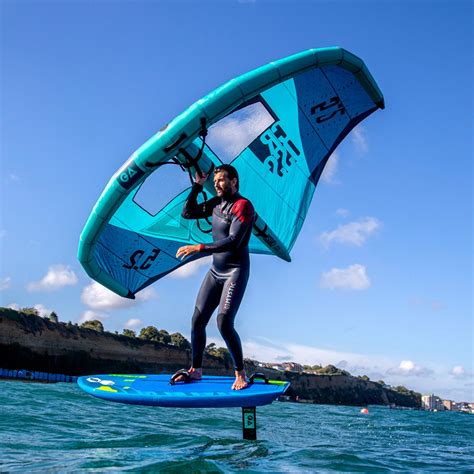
[1,380,473,472]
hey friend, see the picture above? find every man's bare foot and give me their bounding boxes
[232,369,248,390]
[174,367,202,383]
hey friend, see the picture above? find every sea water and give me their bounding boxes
[1,380,473,472]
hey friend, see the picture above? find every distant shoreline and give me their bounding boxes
[0,307,421,408]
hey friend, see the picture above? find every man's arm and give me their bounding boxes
[177,173,216,261]
[181,183,215,219]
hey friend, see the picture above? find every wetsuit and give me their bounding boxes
[181,183,255,371]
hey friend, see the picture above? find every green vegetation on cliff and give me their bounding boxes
[171,332,191,350]
[303,364,350,376]
[80,320,104,332]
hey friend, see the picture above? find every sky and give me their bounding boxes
[0,0,472,402]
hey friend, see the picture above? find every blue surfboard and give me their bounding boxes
[77,374,290,408]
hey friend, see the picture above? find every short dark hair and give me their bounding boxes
[214,164,239,190]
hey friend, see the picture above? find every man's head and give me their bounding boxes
[213,164,239,197]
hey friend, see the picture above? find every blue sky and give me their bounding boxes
[1,0,472,402]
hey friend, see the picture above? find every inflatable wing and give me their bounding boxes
[78,47,384,298]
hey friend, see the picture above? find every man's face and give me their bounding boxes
[213,171,236,196]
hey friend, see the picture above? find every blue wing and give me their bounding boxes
[78,48,384,297]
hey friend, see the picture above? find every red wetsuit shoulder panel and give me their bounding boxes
[232,199,255,225]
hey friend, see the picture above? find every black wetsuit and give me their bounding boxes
[181,183,255,371]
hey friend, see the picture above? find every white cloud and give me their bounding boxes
[170,256,212,279]
[27,265,78,292]
[242,337,386,369]
[319,264,370,290]
[320,217,381,247]
[321,152,340,184]
[351,125,368,153]
[0,277,11,290]
[78,310,108,324]
[387,360,433,377]
[81,281,156,310]
[7,303,52,317]
[34,304,53,318]
[335,208,350,218]
[207,102,274,161]
[399,360,418,372]
[125,318,142,329]
[452,365,465,377]
[450,365,473,379]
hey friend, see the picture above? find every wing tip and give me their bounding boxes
[125,291,136,300]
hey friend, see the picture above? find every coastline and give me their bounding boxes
[0,308,421,408]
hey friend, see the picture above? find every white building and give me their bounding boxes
[422,394,444,411]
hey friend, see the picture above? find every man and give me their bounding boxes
[175,164,255,390]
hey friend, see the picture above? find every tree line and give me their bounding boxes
[14,307,231,356]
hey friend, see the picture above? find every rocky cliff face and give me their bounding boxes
[0,308,226,375]
[0,308,420,408]
[264,369,420,407]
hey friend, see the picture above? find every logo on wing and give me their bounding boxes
[311,96,346,123]
[116,159,145,190]
[249,122,300,177]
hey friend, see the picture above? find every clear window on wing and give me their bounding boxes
[206,99,275,163]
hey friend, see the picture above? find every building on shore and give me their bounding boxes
[281,362,304,373]
[443,399,454,411]
[454,402,474,413]
[423,396,474,413]
[256,362,304,373]
[422,394,444,411]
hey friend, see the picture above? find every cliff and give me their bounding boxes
[0,308,421,408]
[0,308,226,375]
[262,369,420,407]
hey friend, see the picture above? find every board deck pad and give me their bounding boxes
[77,374,290,408]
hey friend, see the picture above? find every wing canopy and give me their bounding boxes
[78,48,384,297]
